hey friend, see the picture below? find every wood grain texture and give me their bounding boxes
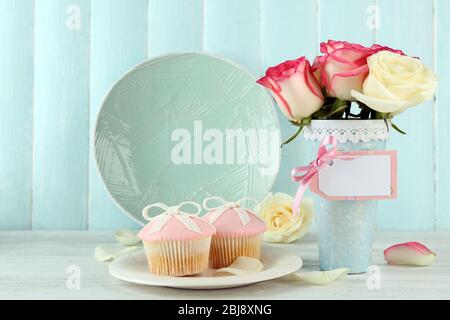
[0,0,448,231]
[89,0,148,230]
[376,0,435,230]
[436,0,450,230]
[204,0,261,76]
[319,0,376,46]
[0,0,34,230]
[261,0,318,196]
[0,231,448,299]
[33,0,90,229]
[300,0,377,218]
[148,0,203,57]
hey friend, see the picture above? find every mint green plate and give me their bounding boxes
[95,53,280,225]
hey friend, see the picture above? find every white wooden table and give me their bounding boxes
[1,231,449,300]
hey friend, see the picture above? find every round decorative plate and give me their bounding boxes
[95,53,280,225]
[109,246,302,290]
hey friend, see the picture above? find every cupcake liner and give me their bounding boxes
[209,234,263,269]
[143,236,211,276]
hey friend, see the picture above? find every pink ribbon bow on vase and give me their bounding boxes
[291,135,356,215]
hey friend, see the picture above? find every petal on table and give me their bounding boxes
[95,245,141,262]
[384,242,436,266]
[215,257,264,276]
[290,268,349,285]
[115,229,142,246]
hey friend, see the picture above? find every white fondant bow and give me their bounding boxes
[142,202,203,236]
[202,197,259,226]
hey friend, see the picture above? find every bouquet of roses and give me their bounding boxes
[257,40,438,146]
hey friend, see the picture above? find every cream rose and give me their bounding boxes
[258,193,313,244]
[351,50,438,115]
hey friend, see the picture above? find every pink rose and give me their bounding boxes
[257,57,324,121]
[313,40,404,101]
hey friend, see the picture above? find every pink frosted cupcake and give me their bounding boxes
[138,202,215,276]
[202,197,266,269]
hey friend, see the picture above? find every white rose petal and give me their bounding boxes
[351,90,412,114]
[215,257,264,277]
[115,229,142,246]
[384,242,436,266]
[351,50,437,115]
[259,193,313,244]
[95,245,141,262]
[290,268,349,285]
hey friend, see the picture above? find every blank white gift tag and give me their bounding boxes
[312,151,397,200]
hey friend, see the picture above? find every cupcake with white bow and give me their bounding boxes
[138,201,216,276]
[202,197,266,269]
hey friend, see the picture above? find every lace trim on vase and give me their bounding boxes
[303,120,390,143]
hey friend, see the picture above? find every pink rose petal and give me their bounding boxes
[384,242,436,266]
[315,40,404,100]
[257,57,324,121]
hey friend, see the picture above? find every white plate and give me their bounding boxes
[109,246,303,290]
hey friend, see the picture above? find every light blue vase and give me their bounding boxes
[304,120,388,274]
[315,188,379,274]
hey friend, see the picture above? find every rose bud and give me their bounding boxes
[257,57,324,121]
[384,242,436,266]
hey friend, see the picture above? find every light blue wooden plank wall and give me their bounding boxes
[148,0,203,56]
[89,0,147,230]
[320,0,376,45]
[33,0,90,229]
[261,0,318,196]
[302,0,376,229]
[376,0,435,230]
[436,0,450,230]
[0,0,34,230]
[204,0,261,76]
[0,0,447,230]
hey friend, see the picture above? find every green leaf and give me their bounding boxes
[312,98,349,120]
[281,125,304,148]
[391,121,407,135]
[312,109,330,120]
[327,99,348,118]
[371,111,384,120]
[331,98,348,110]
